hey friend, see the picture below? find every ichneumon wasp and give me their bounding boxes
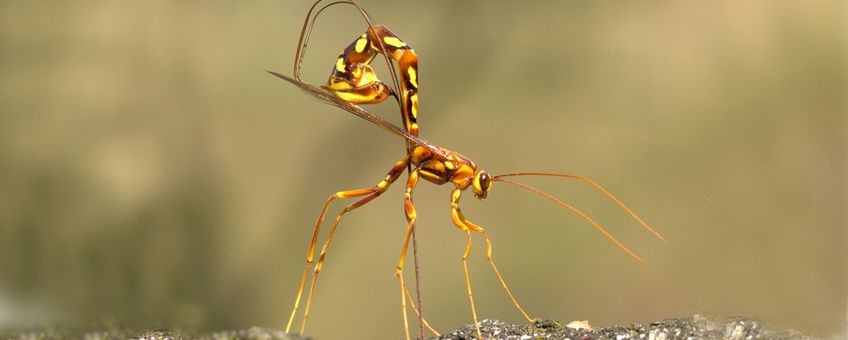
[268,1,665,339]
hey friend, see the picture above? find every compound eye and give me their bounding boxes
[479,173,491,192]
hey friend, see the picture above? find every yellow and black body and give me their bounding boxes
[269,1,663,339]
[324,24,420,139]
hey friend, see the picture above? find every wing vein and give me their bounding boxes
[267,70,448,159]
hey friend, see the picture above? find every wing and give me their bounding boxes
[267,70,449,159]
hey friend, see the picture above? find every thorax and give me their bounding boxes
[410,145,477,190]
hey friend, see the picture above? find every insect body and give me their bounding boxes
[269,1,664,339]
[325,23,420,139]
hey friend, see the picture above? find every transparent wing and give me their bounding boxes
[267,70,449,159]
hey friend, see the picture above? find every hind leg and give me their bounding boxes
[286,155,409,333]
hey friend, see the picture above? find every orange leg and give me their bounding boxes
[402,281,440,336]
[393,170,440,339]
[395,169,419,340]
[286,155,409,334]
[456,207,538,324]
[450,188,538,339]
[449,189,483,339]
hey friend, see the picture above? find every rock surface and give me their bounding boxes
[0,315,813,339]
[435,315,811,340]
[0,326,309,340]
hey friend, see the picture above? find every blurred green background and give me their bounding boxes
[1,1,845,339]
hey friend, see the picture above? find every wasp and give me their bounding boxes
[268,1,664,339]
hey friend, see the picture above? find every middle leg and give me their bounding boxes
[394,169,441,339]
[395,169,419,340]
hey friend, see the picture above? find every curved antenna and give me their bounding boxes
[494,178,648,266]
[494,172,665,242]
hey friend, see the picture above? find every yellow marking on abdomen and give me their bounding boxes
[334,91,371,103]
[335,57,346,72]
[407,66,418,89]
[355,34,368,53]
[383,36,406,48]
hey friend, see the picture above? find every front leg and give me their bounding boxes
[449,188,483,339]
[450,189,538,335]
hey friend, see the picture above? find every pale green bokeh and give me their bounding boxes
[0,1,845,339]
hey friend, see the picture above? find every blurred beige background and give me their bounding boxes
[0,1,845,339]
